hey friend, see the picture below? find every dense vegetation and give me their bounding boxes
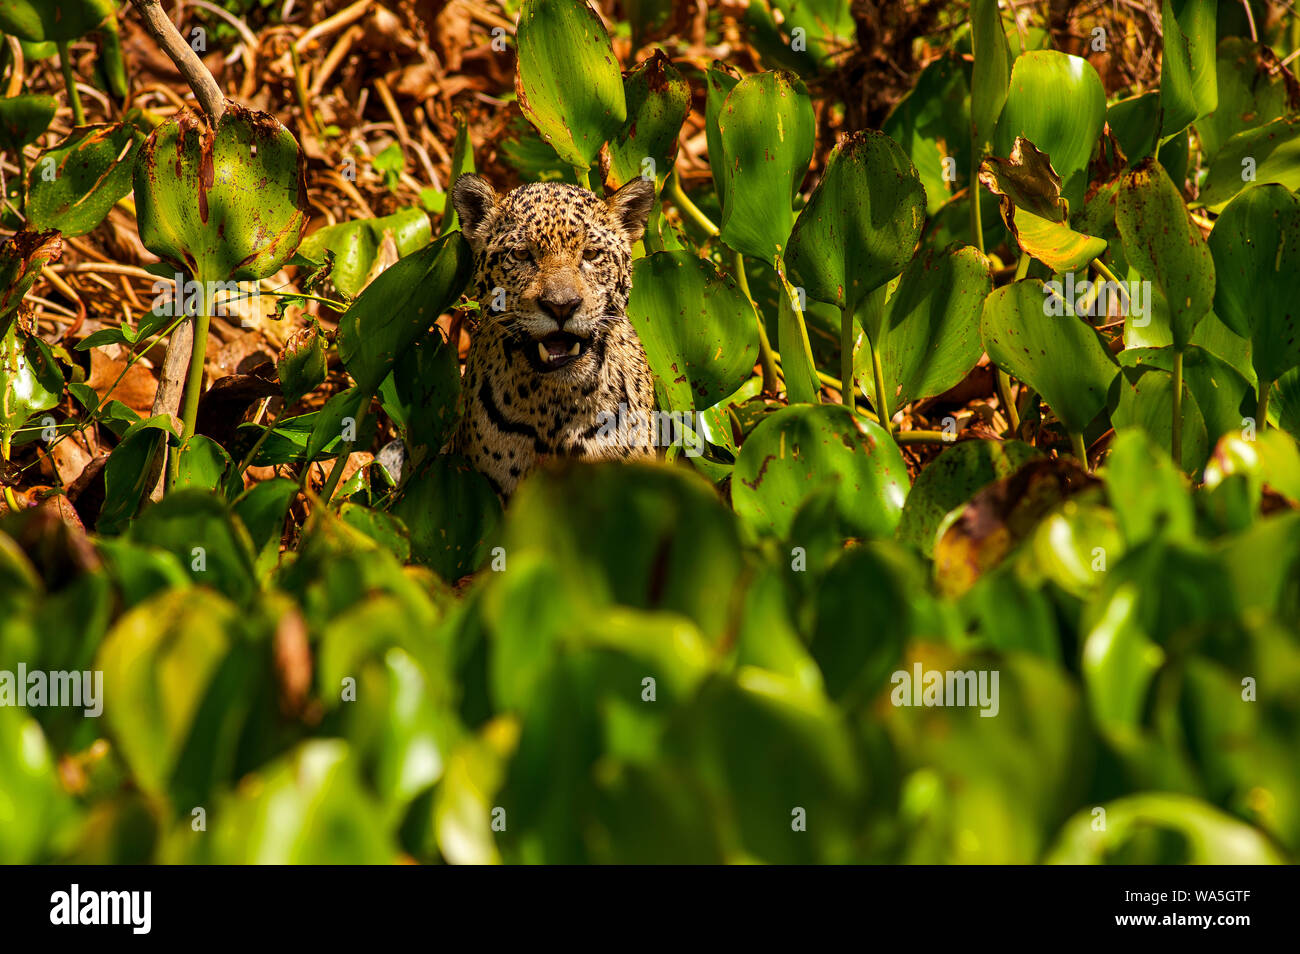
[1,0,1298,863]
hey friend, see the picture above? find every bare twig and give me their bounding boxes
[128,0,227,123]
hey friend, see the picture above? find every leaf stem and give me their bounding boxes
[1171,349,1184,468]
[170,284,214,489]
[317,387,374,503]
[235,397,276,478]
[970,157,984,254]
[57,42,86,126]
[667,172,719,238]
[897,430,959,446]
[1257,377,1272,429]
[998,370,1021,434]
[732,250,779,395]
[839,304,855,416]
[1070,430,1088,469]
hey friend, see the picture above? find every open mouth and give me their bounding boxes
[533,331,588,371]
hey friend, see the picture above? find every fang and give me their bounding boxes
[538,341,550,363]
[567,341,581,356]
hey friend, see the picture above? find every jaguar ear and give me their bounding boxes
[606,177,656,244]
[451,174,499,247]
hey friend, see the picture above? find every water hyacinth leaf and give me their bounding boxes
[1115,159,1216,351]
[96,417,176,535]
[717,70,815,262]
[502,463,746,643]
[896,439,1040,557]
[765,0,855,72]
[94,587,237,799]
[335,231,472,395]
[393,456,502,581]
[776,275,820,406]
[378,328,461,452]
[1197,115,1300,213]
[1102,428,1195,544]
[27,123,142,236]
[980,279,1117,433]
[1196,38,1300,164]
[979,137,1106,272]
[1110,365,1208,473]
[0,0,113,42]
[127,490,259,606]
[0,94,56,152]
[787,130,926,317]
[1118,345,1252,447]
[0,230,62,336]
[304,387,377,465]
[278,322,327,407]
[626,251,759,413]
[1106,92,1162,169]
[873,244,992,409]
[173,434,242,499]
[883,57,971,214]
[1048,793,1287,864]
[994,51,1107,210]
[969,0,1012,157]
[515,0,627,169]
[1207,184,1300,386]
[704,62,741,207]
[133,104,308,284]
[732,404,909,540]
[293,207,432,300]
[606,50,689,189]
[0,326,63,445]
[232,477,297,574]
[1159,0,1218,141]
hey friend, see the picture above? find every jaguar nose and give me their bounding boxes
[538,291,582,323]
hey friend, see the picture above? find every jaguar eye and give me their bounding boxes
[511,247,532,262]
[583,247,603,261]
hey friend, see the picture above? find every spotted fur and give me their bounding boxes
[447,174,657,498]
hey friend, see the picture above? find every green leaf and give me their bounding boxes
[994,51,1107,210]
[1197,115,1300,213]
[1208,183,1300,386]
[704,62,741,209]
[1115,159,1216,351]
[502,462,744,643]
[335,231,472,395]
[377,328,461,451]
[626,251,759,413]
[1196,38,1300,164]
[127,489,259,606]
[607,50,689,189]
[1159,0,1218,141]
[293,207,431,300]
[206,740,395,863]
[874,244,993,409]
[515,0,626,169]
[27,123,142,236]
[970,0,1012,157]
[174,434,241,499]
[980,279,1117,433]
[1102,427,1195,544]
[896,439,1040,557]
[0,0,112,42]
[882,57,971,214]
[0,94,56,152]
[732,403,909,540]
[95,587,238,799]
[787,129,926,317]
[717,70,815,261]
[392,456,502,582]
[304,387,376,465]
[1048,793,1285,864]
[232,476,297,575]
[96,416,176,535]
[1110,363,1208,473]
[0,325,63,446]
[0,708,74,863]
[1106,91,1162,168]
[133,104,308,284]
